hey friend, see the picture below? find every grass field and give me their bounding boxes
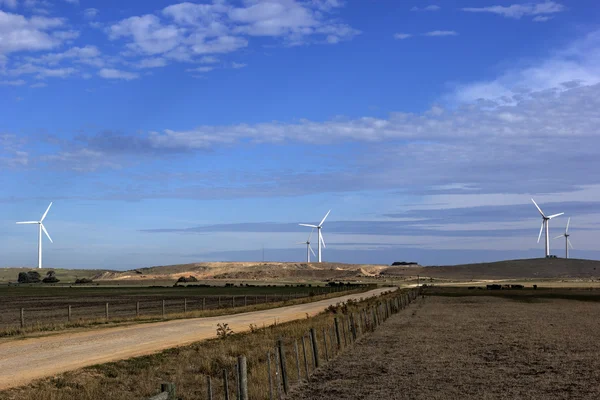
[0,284,364,334]
[289,288,600,399]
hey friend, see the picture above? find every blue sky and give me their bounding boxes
[1,0,600,269]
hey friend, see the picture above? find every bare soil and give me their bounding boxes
[288,294,600,399]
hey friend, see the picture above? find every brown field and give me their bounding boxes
[288,289,600,399]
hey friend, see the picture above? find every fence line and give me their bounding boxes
[144,286,422,400]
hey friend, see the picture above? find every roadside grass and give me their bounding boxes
[0,287,372,338]
[0,289,404,400]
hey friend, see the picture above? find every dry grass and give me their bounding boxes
[0,287,370,338]
[0,289,410,400]
[288,290,600,399]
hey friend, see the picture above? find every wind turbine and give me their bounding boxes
[297,229,316,263]
[16,202,53,269]
[554,217,573,259]
[299,210,330,263]
[531,198,563,258]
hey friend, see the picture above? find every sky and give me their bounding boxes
[1,0,600,269]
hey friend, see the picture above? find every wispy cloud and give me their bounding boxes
[424,30,458,37]
[462,1,565,20]
[232,62,247,69]
[394,33,412,40]
[0,79,26,86]
[411,5,441,12]
[98,68,139,80]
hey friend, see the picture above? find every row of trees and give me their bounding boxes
[17,270,60,284]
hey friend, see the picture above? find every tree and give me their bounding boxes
[17,271,41,283]
[42,270,60,284]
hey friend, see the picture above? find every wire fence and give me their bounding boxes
[145,287,422,400]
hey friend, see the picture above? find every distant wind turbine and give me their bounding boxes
[531,198,563,257]
[554,217,573,259]
[299,210,331,263]
[16,202,54,269]
[297,229,316,263]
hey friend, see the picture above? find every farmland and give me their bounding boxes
[289,288,600,399]
[0,284,362,334]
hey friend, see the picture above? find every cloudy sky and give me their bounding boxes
[1,0,599,269]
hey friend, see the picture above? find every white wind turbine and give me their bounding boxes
[16,202,54,269]
[531,198,563,258]
[299,210,331,263]
[554,217,573,259]
[297,229,316,263]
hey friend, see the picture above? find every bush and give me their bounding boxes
[176,276,199,283]
[75,278,93,284]
[42,270,60,284]
[17,271,41,283]
[391,261,418,266]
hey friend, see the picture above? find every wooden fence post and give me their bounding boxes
[232,296,235,308]
[105,303,109,320]
[323,327,329,361]
[184,298,187,314]
[301,335,309,379]
[277,339,289,394]
[294,340,302,382]
[266,350,274,400]
[341,317,348,347]
[67,305,71,323]
[223,369,230,400]
[160,383,176,400]
[238,356,248,400]
[334,317,341,349]
[206,375,213,400]
[244,296,247,307]
[136,301,140,317]
[310,328,320,368]
[202,297,206,311]
[162,300,165,318]
[273,347,283,399]
[20,308,24,328]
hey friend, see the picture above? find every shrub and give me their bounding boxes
[75,278,93,284]
[17,271,41,284]
[216,323,234,339]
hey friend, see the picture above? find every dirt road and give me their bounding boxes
[0,287,392,390]
[288,295,600,400]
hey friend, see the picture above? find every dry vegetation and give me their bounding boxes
[0,289,410,400]
[289,288,600,399]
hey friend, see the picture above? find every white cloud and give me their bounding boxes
[199,55,219,64]
[134,57,167,69]
[83,8,99,19]
[187,66,213,73]
[0,79,25,85]
[533,15,552,22]
[30,82,46,87]
[64,0,78,4]
[424,30,458,37]
[0,10,65,54]
[394,33,412,40]
[108,15,184,55]
[232,62,246,68]
[24,45,104,67]
[462,1,565,19]
[449,30,600,105]
[6,62,77,78]
[98,68,139,80]
[191,35,248,54]
[411,5,441,12]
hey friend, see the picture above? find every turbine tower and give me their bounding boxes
[16,202,54,269]
[531,198,563,258]
[299,210,330,263]
[297,229,316,263]
[554,217,573,259]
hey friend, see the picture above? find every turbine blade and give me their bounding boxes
[16,221,39,224]
[41,224,53,243]
[296,242,305,245]
[554,235,563,240]
[308,228,314,242]
[41,202,53,222]
[548,212,564,219]
[566,217,570,233]
[299,224,318,228]
[309,245,316,257]
[320,231,326,248]
[568,239,574,249]
[531,198,546,218]
[537,222,544,243]
[319,210,331,227]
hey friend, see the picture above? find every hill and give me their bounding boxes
[380,258,600,280]
[0,267,112,283]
